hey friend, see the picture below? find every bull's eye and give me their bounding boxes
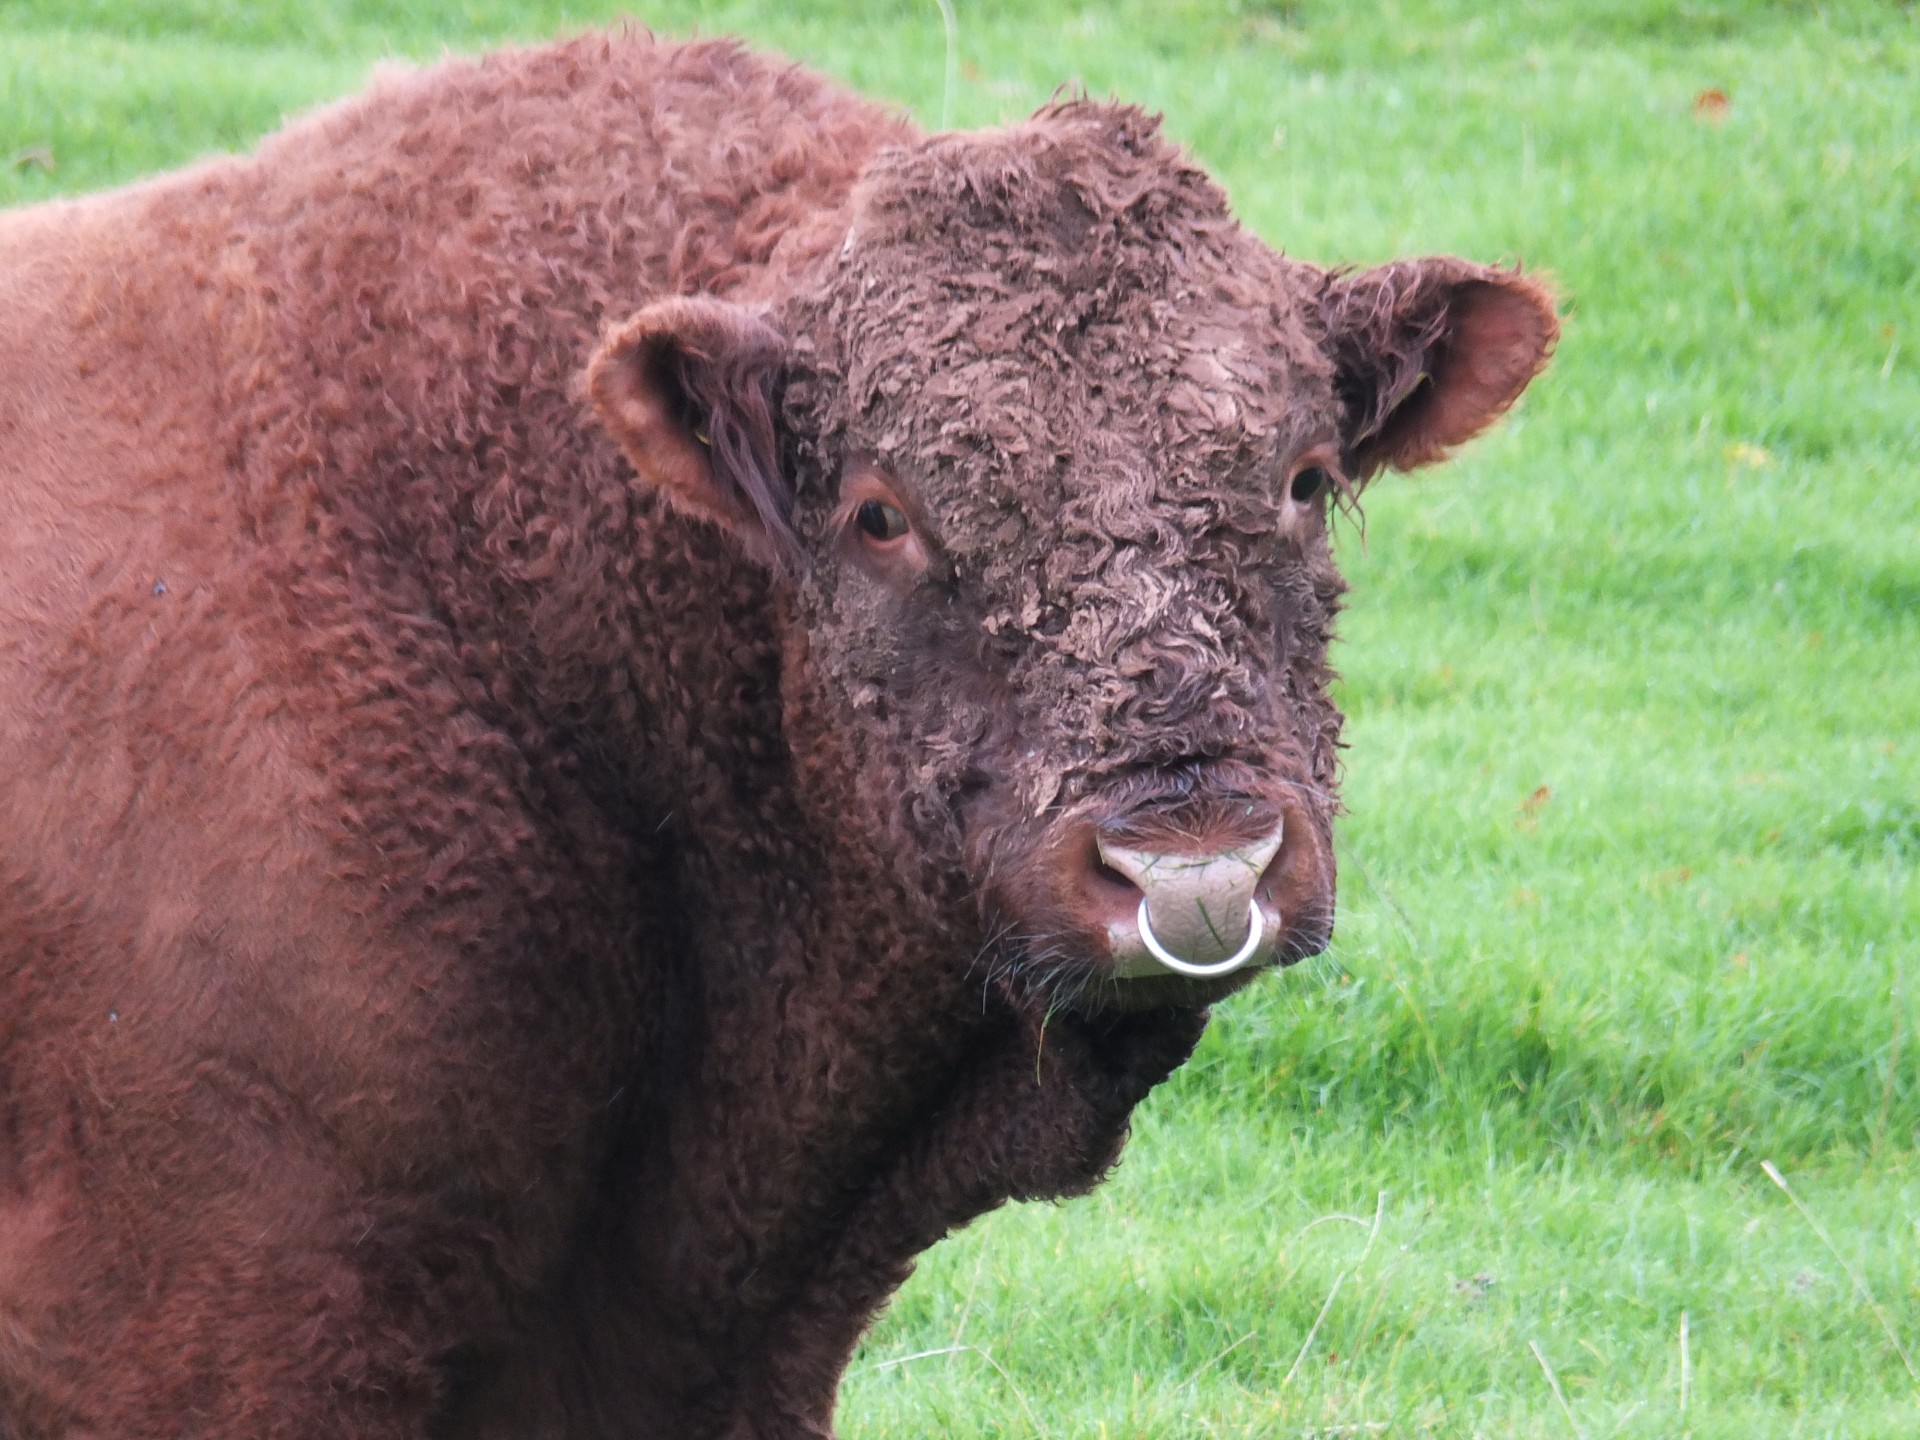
[1290,467,1330,505]
[855,499,911,542]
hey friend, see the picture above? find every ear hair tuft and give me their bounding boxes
[587,296,802,571]
[1320,260,1559,479]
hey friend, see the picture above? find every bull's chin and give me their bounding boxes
[1084,965,1268,1015]
[1029,916,1328,1017]
[1005,950,1275,1017]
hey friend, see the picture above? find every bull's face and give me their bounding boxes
[589,103,1555,1013]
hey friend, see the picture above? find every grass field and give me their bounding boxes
[4,0,1915,1434]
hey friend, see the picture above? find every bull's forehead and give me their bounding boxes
[780,102,1344,777]
[807,104,1334,579]
[856,275,1314,567]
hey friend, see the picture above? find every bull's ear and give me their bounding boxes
[1319,260,1558,479]
[586,296,798,567]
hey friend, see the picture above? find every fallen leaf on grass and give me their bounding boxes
[1694,87,1731,123]
[1452,1271,1497,1302]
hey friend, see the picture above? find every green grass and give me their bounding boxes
[6,0,1915,1433]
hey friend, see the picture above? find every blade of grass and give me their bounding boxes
[1760,1160,1919,1386]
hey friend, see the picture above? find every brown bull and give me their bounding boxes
[0,30,1555,1439]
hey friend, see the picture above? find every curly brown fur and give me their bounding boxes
[0,28,1554,1439]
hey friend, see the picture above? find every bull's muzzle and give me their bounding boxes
[1097,823,1285,979]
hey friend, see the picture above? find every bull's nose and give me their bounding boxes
[1095,822,1285,979]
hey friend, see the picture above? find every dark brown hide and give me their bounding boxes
[0,30,1554,1440]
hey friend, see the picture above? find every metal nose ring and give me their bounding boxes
[1134,897,1264,977]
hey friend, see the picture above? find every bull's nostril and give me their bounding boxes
[1093,820,1285,978]
[1091,858,1139,894]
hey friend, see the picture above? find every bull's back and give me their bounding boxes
[0,181,521,1375]
[0,183,358,1100]
[0,180,250,818]
[0,198,157,658]
[0,183,234,714]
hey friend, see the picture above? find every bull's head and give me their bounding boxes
[588,101,1555,1012]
